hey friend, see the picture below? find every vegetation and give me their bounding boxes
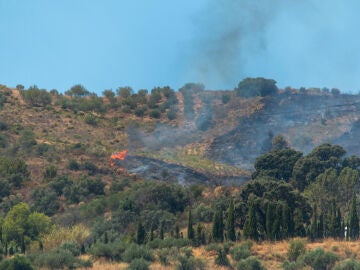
[0,81,360,268]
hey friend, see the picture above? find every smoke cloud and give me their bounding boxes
[185,0,360,93]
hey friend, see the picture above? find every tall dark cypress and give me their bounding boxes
[272,204,282,241]
[212,209,224,242]
[309,204,318,241]
[350,194,359,240]
[294,207,305,237]
[335,208,342,239]
[187,209,195,240]
[136,220,146,245]
[226,199,236,242]
[265,202,274,240]
[243,202,259,241]
[318,213,324,239]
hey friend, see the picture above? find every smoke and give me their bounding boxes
[186,0,360,92]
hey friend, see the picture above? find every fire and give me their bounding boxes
[110,150,127,167]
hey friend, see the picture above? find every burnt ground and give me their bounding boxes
[116,155,249,186]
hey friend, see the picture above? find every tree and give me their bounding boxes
[243,202,259,241]
[187,209,194,240]
[349,194,359,240]
[271,135,289,151]
[226,199,236,241]
[236,77,278,97]
[265,203,274,240]
[65,84,90,97]
[116,86,133,98]
[212,208,224,242]
[136,220,146,245]
[309,205,318,241]
[21,86,52,107]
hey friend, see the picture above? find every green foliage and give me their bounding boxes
[149,109,161,119]
[127,258,150,270]
[176,255,206,270]
[60,241,81,256]
[21,86,52,107]
[117,86,133,98]
[30,186,60,215]
[83,113,98,126]
[187,209,194,240]
[236,77,278,98]
[88,239,126,261]
[65,84,90,97]
[303,248,339,270]
[43,165,57,180]
[236,256,265,270]
[122,244,154,263]
[68,159,80,170]
[214,248,231,267]
[349,195,359,240]
[230,241,253,261]
[136,220,146,245]
[33,247,91,269]
[287,239,306,262]
[253,149,303,181]
[243,202,259,241]
[0,255,34,270]
[333,259,360,270]
[212,208,224,242]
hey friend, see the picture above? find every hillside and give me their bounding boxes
[1,82,360,269]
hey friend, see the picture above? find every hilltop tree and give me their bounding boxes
[65,84,90,97]
[236,77,278,98]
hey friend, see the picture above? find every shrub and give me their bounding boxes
[231,241,253,261]
[60,241,81,256]
[287,239,306,262]
[88,240,126,261]
[334,259,360,270]
[303,248,338,270]
[149,109,161,119]
[127,258,150,270]
[83,114,98,126]
[33,248,77,269]
[122,244,154,263]
[176,255,206,270]
[215,248,231,267]
[68,159,80,170]
[237,256,265,270]
[0,255,34,270]
[43,165,57,180]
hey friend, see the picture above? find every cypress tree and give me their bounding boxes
[350,194,359,240]
[226,199,236,242]
[243,202,259,241]
[212,209,224,242]
[175,224,180,239]
[272,204,282,241]
[329,200,337,238]
[159,221,164,240]
[265,202,274,240]
[309,204,318,241]
[187,209,195,240]
[318,213,324,239]
[136,220,146,245]
[294,207,305,237]
[335,208,342,239]
[281,203,292,239]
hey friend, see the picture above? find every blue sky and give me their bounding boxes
[1,1,360,94]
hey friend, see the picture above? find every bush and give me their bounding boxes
[60,241,81,256]
[83,114,98,126]
[303,248,338,270]
[88,240,126,261]
[149,109,161,119]
[215,248,231,267]
[176,255,206,270]
[0,255,34,270]
[237,256,265,270]
[231,241,253,261]
[334,259,360,270]
[122,244,154,263]
[287,239,306,262]
[127,258,150,270]
[33,248,78,269]
[68,159,80,170]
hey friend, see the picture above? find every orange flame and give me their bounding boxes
[110,150,127,166]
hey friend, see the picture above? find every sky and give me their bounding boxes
[1,0,360,94]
